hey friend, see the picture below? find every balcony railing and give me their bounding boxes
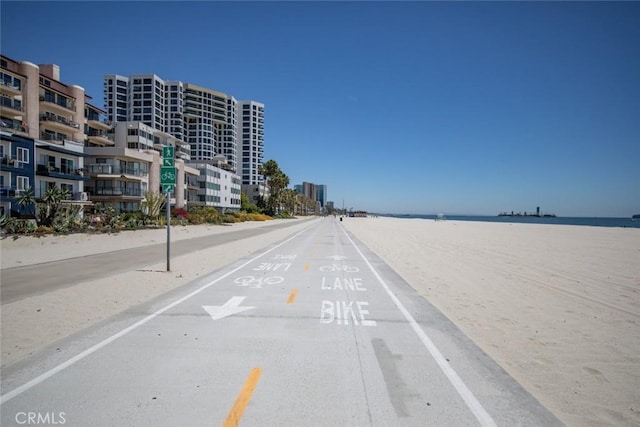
[86,129,114,139]
[40,131,67,143]
[1,155,25,168]
[86,164,148,177]
[36,163,84,177]
[86,113,111,127]
[40,113,80,129]
[0,120,23,132]
[0,186,20,197]
[0,80,21,91]
[87,188,143,197]
[39,94,76,111]
[0,96,23,111]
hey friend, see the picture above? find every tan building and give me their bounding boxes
[1,55,197,215]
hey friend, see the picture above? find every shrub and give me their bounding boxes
[222,214,240,223]
[36,226,55,234]
[171,207,188,220]
[188,207,222,225]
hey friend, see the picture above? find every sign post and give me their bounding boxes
[161,147,176,271]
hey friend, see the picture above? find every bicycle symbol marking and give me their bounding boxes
[234,275,284,289]
[319,264,359,273]
[161,171,176,181]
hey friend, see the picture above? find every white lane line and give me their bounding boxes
[1,227,312,405]
[341,228,498,427]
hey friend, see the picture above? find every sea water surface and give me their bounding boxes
[379,214,640,229]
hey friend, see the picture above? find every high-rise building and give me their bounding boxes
[103,74,263,184]
[238,101,264,186]
[294,181,327,213]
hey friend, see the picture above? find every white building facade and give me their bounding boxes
[187,159,241,212]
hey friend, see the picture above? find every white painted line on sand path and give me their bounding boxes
[1,227,312,405]
[341,226,498,427]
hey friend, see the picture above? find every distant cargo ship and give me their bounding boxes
[498,207,556,218]
[633,214,640,220]
[498,212,557,218]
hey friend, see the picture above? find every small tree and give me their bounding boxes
[241,192,259,213]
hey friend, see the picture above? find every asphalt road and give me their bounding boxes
[0,221,303,304]
[0,217,562,426]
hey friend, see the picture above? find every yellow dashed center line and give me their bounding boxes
[223,367,263,427]
[287,289,298,304]
[304,263,309,271]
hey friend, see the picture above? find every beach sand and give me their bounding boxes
[0,218,317,367]
[1,216,639,426]
[343,217,640,427]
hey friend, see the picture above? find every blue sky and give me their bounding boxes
[2,1,639,216]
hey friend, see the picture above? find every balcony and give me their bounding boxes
[0,80,22,95]
[0,186,21,198]
[40,131,77,145]
[86,187,143,198]
[36,163,85,179]
[86,164,148,178]
[40,113,81,133]
[86,113,112,131]
[39,93,76,113]
[1,155,26,169]
[86,129,115,146]
[0,120,28,135]
[0,96,24,116]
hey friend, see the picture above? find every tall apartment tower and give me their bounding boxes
[183,83,234,168]
[103,74,167,129]
[103,74,262,179]
[238,100,264,185]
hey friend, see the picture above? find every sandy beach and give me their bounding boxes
[1,216,639,426]
[343,217,640,427]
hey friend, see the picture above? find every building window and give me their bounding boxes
[61,158,74,174]
[16,176,29,191]
[16,147,29,163]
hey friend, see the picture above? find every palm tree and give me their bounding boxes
[280,188,297,215]
[258,160,289,215]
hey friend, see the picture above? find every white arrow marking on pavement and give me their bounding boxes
[203,296,255,321]
[327,255,348,260]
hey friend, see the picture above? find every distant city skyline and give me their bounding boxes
[1,1,638,216]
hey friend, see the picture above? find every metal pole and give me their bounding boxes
[166,191,171,271]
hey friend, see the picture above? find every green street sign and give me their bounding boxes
[162,184,175,193]
[162,146,175,159]
[163,157,175,167]
[161,166,176,185]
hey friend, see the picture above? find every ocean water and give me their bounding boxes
[379,214,640,229]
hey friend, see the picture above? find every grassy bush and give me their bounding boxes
[186,207,222,225]
[241,212,271,221]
